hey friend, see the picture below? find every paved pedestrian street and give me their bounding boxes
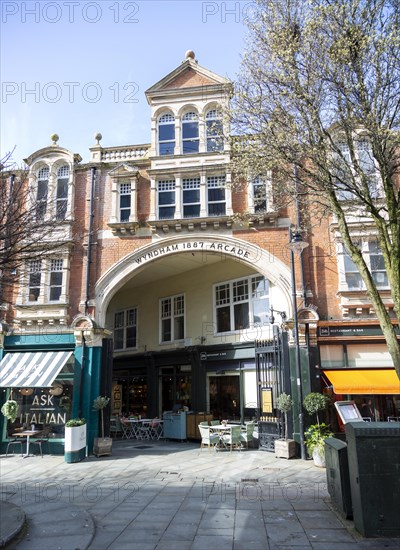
[1,440,399,549]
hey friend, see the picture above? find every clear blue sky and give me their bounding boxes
[1,1,251,164]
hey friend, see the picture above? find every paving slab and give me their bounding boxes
[1,439,399,549]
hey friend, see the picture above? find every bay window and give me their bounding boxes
[49,259,63,301]
[28,260,42,302]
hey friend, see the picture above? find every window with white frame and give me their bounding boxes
[56,165,69,221]
[114,308,137,350]
[207,175,226,216]
[368,241,388,287]
[119,182,131,222]
[334,139,380,200]
[252,176,268,213]
[215,275,270,333]
[36,167,49,220]
[160,294,185,342]
[158,180,175,220]
[49,259,63,301]
[182,178,200,217]
[158,113,175,155]
[182,112,199,154]
[341,241,388,290]
[27,260,42,302]
[205,109,223,152]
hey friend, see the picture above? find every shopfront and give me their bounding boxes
[318,322,400,427]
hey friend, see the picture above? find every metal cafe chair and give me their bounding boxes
[30,427,50,458]
[6,429,26,457]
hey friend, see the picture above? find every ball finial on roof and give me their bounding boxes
[51,133,59,145]
[185,50,195,60]
[94,132,102,145]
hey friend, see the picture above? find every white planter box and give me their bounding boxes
[64,424,87,463]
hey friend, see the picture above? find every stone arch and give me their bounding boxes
[94,234,292,326]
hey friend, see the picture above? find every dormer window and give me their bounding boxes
[158,113,175,155]
[205,109,223,152]
[56,165,69,221]
[182,112,199,154]
[36,167,49,220]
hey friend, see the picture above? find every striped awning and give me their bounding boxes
[0,351,74,388]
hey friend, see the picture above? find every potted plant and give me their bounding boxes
[93,396,112,457]
[64,418,87,463]
[303,392,333,467]
[1,399,19,423]
[274,393,296,459]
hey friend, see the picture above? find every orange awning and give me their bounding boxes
[323,369,400,395]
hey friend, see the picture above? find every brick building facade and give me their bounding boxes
[1,52,399,454]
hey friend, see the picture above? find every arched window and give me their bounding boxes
[205,109,223,152]
[36,166,49,220]
[158,113,175,155]
[182,111,199,154]
[56,165,69,220]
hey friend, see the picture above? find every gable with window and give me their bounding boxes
[158,112,175,155]
[114,308,137,350]
[160,294,185,342]
[214,275,270,333]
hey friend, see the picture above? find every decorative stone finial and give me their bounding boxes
[94,132,102,145]
[51,133,59,145]
[185,50,196,61]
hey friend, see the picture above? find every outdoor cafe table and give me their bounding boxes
[11,430,41,458]
[126,418,152,439]
[209,424,236,450]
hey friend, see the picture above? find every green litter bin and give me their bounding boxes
[345,421,400,537]
[325,437,352,519]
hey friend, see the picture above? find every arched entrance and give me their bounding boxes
[95,235,292,421]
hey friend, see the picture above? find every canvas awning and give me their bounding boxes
[0,351,73,388]
[323,369,400,395]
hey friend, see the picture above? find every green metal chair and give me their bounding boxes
[240,422,255,449]
[222,425,242,451]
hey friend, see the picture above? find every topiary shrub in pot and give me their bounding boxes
[93,396,112,457]
[303,392,333,467]
[274,393,296,459]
